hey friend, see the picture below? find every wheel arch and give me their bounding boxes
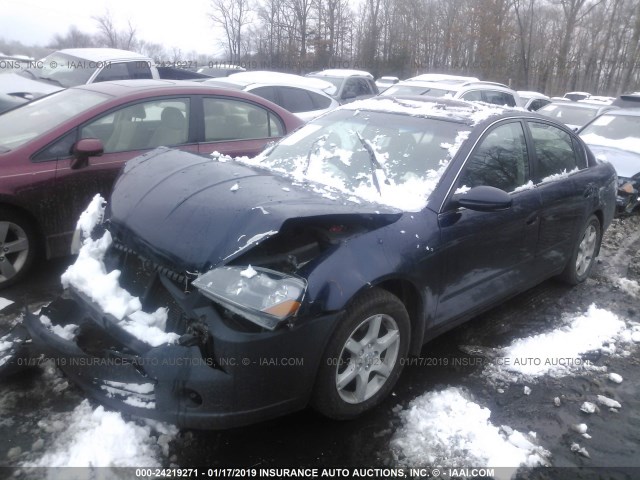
[373,278,425,356]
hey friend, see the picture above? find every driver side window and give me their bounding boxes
[457,122,530,193]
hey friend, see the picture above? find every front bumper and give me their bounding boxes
[19,291,339,430]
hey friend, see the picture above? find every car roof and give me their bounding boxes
[612,93,640,108]
[595,107,640,117]
[518,90,549,99]
[309,69,374,79]
[56,48,149,62]
[72,79,296,106]
[541,101,605,110]
[222,71,336,93]
[408,74,480,83]
[340,95,513,125]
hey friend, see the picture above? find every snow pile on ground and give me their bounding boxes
[0,297,13,311]
[617,277,640,297]
[24,399,177,468]
[61,195,179,347]
[481,304,630,383]
[391,387,550,477]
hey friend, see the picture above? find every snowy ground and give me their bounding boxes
[0,215,638,478]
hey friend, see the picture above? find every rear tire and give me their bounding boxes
[311,288,410,419]
[0,208,38,290]
[559,214,601,285]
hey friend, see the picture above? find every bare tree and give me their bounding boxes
[93,11,120,48]
[210,0,252,63]
[50,26,96,49]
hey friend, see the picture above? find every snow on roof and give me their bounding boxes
[343,96,507,125]
[517,91,549,99]
[311,69,374,79]
[56,48,149,62]
[227,71,336,94]
[391,387,550,470]
[409,74,480,83]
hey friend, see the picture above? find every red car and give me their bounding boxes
[0,80,303,288]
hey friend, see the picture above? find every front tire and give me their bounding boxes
[0,208,38,290]
[311,288,410,419]
[559,214,601,285]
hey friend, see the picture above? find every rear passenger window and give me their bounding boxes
[279,87,315,113]
[457,122,529,193]
[308,90,332,109]
[203,98,284,141]
[461,91,483,102]
[93,63,131,82]
[127,61,153,79]
[483,91,516,107]
[528,122,578,181]
[251,86,278,104]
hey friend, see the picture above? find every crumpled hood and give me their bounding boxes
[0,72,61,98]
[589,145,640,179]
[107,148,401,271]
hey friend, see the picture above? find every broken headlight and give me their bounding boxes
[192,266,307,330]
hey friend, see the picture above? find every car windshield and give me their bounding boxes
[538,104,598,127]
[19,52,100,88]
[0,88,110,152]
[240,108,471,211]
[383,85,451,97]
[580,114,640,154]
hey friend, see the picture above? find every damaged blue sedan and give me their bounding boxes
[10,97,617,429]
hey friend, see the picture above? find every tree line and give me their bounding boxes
[212,0,640,96]
[2,1,639,96]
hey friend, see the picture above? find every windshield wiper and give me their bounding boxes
[355,131,389,196]
[303,134,328,175]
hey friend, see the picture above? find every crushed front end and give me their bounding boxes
[16,188,344,429]
[20,233,339,429]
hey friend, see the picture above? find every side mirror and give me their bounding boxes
[71,138,104,170]
[454,185,512,212]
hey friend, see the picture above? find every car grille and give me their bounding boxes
[107,241,191,335]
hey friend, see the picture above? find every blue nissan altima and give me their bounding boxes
[15,96,617,429]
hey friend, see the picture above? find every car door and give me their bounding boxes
[199,96,286,157]
[525,120,586,274]
[436,120,542,324]
[49,97,198,254]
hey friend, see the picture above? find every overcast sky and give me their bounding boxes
[1,0,223,57]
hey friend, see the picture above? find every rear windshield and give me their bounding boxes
[0,89,110,152]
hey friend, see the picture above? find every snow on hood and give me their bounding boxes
[0,72,61,98]
[583,140,640,178]
[107,148,401,272]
